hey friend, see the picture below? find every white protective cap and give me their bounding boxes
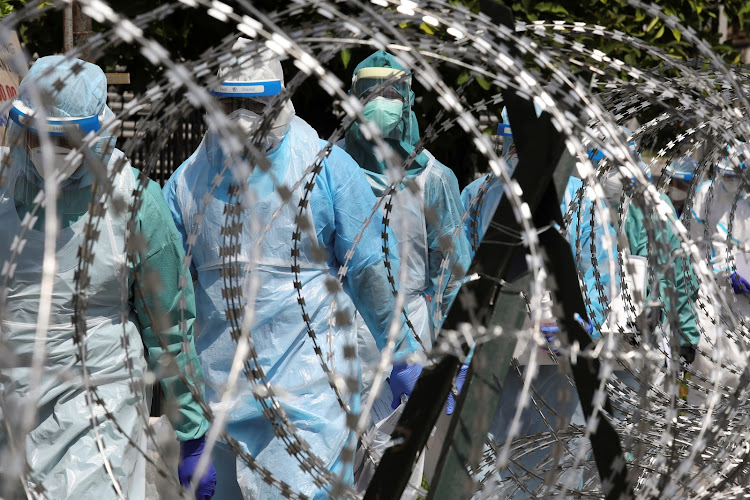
[213,38,296,148]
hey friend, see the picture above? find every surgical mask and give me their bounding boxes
[228,108,288,153]
[669,186,688,202]
[363,97,403,138]
[28,146,84,181]
[602,173,624,207]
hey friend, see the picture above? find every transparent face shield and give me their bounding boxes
[666,157,698,183]
[352,67,411,141]
[216,96,268,115]
[210,76,292,153]
[9,99,104,181]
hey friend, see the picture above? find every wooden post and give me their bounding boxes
[72,1,92,61]
[62,4,73,53]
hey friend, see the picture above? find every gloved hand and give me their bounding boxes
[446,364,469,415]
[574,313,594,336]
[178,435,217,499]
[678,345,696,365]
[731,272,750,294]
[540,326,562,357]
[389,363,422,409]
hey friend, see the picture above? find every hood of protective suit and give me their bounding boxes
[10,55,116,192]
[344,50,429,176]
[215,38,295,152]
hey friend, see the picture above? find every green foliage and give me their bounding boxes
[341,48,351,69]
[0,0,25,18]
[508,0,743,65]
[8,0,747,187]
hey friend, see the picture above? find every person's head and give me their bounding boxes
[665,157,698,209]
[595,135,652,209]
[349,51,413,143]
[9,55,114,186]
[211,38,295,153]
[344,51,429,176]
[716,143,749,179]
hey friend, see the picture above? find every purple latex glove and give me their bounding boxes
[178,435,217,499]
[731,272,750,294]
[446,364,469,415]
[389,363,423,409]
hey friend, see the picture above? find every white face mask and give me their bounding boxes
[669,186,688,202]
[27,146,84,181]
[602,173,624,207]
[228,108,289,153]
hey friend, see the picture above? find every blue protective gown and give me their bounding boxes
[461,174,617,331]
[460,174,614,495]
[0,56,208,499]
[339,139,471,420]
[163,115,418,499]
[342,51,471,423]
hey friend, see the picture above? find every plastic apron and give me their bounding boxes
[0,154,147,499]
[601,249,648,338]
[689,188,750,406]
[356,159,434,422]
[173,117,357,499]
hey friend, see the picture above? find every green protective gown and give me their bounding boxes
[622,193,699,347]
[14,167,209,441]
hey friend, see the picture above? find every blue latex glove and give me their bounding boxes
[446,364,469,415]
[731,272,750,294]
[178,436,217,499]
[540,326,562,357]
[574,312,594,335]
[389,363,423,409]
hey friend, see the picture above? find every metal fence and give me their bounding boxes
[108,89,207,186]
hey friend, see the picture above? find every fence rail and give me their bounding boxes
[109,89,207,186]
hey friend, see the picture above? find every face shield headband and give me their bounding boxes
[9,99,105,137]
[352,67,410,100]
[497,122,513,156]
[664,160,698,182]
[210,78,282,98]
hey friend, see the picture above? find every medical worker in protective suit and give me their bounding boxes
[0,56,215,498]
[598,132,699,358]
[162,42,421,499]
[341,51,471,420]
[686,146,750,405]
[463,106,616,330]
[460,108,612,494]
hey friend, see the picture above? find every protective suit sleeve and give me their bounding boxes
[461,174,501,259]
[624,196,699,347]
[460,180,477,247]
[162,164,189,252]
[133,168,210,441]
[687,181,716,266]
[316,145,419,356]
[423,162,472,325]
[562,177,618,335]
